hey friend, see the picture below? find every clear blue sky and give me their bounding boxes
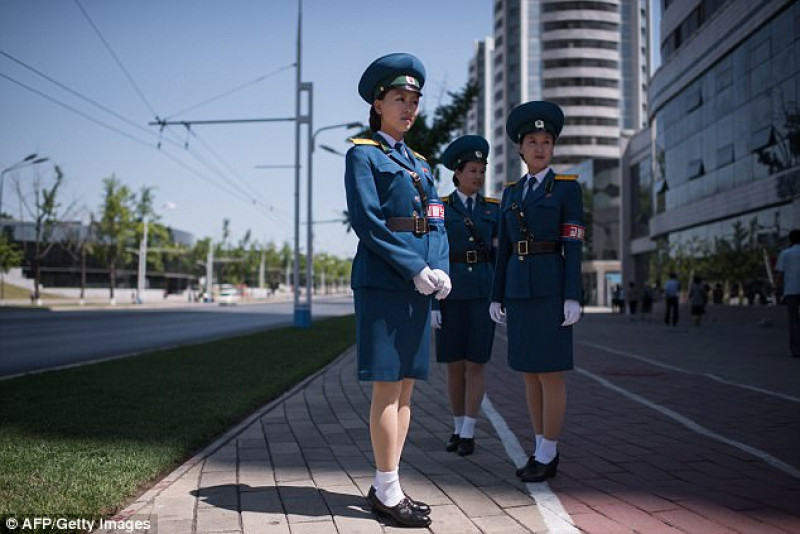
[0,0,492,257]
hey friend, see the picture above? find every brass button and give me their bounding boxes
[467,267,473,272]
[469,237,474,242]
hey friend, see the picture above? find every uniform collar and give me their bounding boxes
[527,167,552,187]
[455,190,477,206]
[376,131,401,146]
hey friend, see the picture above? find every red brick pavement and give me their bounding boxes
[485,305,800,534]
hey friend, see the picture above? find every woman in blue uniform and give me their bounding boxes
[431,135,498,457]
[489,101,584,482]
[344,52,450,528]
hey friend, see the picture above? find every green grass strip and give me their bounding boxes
[0,315,355,520]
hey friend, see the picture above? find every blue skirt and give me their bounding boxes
[506,297,573,373]
[436,298,495,363]
[354,288,431,381]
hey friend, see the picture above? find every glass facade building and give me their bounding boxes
[621,0,800,289]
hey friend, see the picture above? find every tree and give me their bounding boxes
[62,210,95,303]
[15,164,74,301]
[94,176,135,302]
[0,230,23,301]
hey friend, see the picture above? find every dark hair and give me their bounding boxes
[369,106,381,132]
[368,89,390,132]
[790,229,800,244]
[452,160,469,186]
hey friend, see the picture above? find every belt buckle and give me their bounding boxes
[413,216,428,236]
[466,250,478,264]
[516,240,529,255]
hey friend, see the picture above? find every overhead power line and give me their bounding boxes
[73,0,159,118]
[164,63,295,119]
[0,71,286,227]
[0,51,287,225]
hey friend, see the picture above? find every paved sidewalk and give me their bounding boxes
[104,303,800,533]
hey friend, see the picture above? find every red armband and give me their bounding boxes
[561,223,585,242]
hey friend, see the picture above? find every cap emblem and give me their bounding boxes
[535,119,544,129]
[475,150,483,158]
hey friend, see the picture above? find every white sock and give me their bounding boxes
[536,438,558,464]
[453,415,464,435]
[460,417,476,439]
[533,434,543,457]
[374,469,403,507]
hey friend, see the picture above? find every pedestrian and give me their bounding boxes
[627,281,639,317]
[664,272,680,326]
[431,135,499,457]
[688,276,707,326]
[344,52,450,528]
[776,229,800,358]
[489,101,584,482]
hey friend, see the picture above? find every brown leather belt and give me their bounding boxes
[450,250,491,264]
[514,241,562,256]
[386,216,430,235]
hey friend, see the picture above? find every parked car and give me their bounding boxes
[217,284,240,305]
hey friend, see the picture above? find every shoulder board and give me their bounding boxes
[484,197,499,204]
[504,181,518,188]
[440,195,450,203]
[409,149,427,162]
[555,174,579,181]
[349,138,380,146]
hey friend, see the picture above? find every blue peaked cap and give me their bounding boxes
[441,135,490,170]
[358,53,426,103]
[506,101,565,142]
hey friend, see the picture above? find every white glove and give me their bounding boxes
[430,310,442,329]
[431,269,452,300]
[561,299,581,326]
[413,266,438,295]
[489,301,506,324]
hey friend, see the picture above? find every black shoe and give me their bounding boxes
[445,433,460,452]
[404,493,431,515]
[515,455,536,477]
[519,453,559,483]
[368,487,430,517]
[457,437,475,456]
[366,487,431,528]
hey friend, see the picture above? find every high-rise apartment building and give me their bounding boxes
[487,0,649,194]
[466,38,495,196]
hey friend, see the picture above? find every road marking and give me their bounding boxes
[575,366,800,479]
[482,395,579,533]
[577,340,800,403]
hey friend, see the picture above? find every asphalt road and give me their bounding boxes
[0,296,355,378]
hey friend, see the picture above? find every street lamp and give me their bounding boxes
[1,154,49,219]
[298,121,363,326]
[136,202,176,303]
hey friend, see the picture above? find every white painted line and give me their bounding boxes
[575,366,800,479]
[577,340,800,404]
[481,395,579,534]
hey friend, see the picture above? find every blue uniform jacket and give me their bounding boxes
[345,134,449,291]
[490,169,584,303]
[439,193,499,301]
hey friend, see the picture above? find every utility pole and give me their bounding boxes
[148,0,313,327]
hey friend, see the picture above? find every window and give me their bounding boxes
[717,144,734,167]
[685,88,702,112]
[687,159,704,179]
[544,78,618,88]
[543,39,618,51]
[750,126,776,151]
[544,20,619,32]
